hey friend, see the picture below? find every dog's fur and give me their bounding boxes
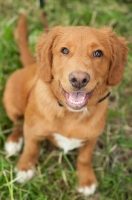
[3,15,128,195]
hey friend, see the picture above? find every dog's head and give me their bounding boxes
[36,26,128,111]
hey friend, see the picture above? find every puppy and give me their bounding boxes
[3,14,128,196]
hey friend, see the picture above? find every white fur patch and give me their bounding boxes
[16,169,34,183]
[54,133,85,153]
[77,184,97,196]
[5,137,23,155]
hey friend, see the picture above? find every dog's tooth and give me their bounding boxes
[69,99,85,105]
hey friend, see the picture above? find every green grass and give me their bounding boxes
[0,0,132,199]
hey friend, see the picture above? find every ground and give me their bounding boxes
[0,0,132,200]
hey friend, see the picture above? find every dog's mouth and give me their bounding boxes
[61,86,96,110]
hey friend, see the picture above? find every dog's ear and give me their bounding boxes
[36,26,62,82]
[102,27,129,86]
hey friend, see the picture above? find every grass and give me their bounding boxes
[0,0,132,199]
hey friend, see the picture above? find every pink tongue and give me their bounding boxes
[69,91,86,102]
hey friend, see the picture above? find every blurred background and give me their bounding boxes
[0,0,132,199]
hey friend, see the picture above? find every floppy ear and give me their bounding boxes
[36,26,62,82]
[102,27,129,86]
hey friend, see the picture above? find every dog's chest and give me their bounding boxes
[53,133,85,153]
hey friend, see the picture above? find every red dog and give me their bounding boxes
[3,15,128,196]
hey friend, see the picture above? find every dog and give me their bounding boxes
[3,14,128,196]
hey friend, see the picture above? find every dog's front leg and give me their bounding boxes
[15,123,41,183]
[77,138,98,196]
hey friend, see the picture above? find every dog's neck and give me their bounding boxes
[97,92,110,103]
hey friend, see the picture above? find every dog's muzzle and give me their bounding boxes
[61,87,95,110]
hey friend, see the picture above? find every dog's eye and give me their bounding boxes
[93,50,103,57]
[61,47,69,54]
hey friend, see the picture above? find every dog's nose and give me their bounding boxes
[69,71,90,89]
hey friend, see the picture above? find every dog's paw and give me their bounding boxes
[77,184,97,196]
[15,169,35,183]
[5,137,23,155]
